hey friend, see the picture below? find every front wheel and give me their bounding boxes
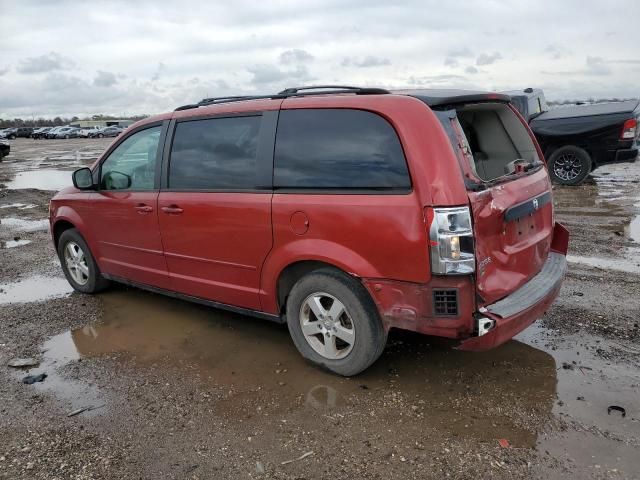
[286,269,387,376]
[57,228,110,293]
[548,146,592,185]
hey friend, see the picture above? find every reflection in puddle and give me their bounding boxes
[6,169,72,190]
[0,217,49,232]
[0,276,73,304]
[1,239,31,248]
[38,288,557,447]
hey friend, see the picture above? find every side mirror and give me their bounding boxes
[72,167,95,190]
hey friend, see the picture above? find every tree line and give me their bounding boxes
[0,114,149,128]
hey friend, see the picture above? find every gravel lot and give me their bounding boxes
[0,138,639,479]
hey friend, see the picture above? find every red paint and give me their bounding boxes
[157,192,273,310]
[50,89,568,353]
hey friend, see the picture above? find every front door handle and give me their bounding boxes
[134,204,153,214]
[161,205,184,215]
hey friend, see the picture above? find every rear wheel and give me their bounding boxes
[285,268,387,376]
[98,133,104,138]
[57,229,110,293]
[548,146,592,185]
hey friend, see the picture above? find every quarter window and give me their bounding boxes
[169,116,261,190]
[100,126,161,191]
[274,109,410,189]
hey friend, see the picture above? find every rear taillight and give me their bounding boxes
[426,206,475,275]
[621,118,637,140]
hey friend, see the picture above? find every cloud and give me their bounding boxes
[476,52,502,66]
[279,49,314,65]
[542,56,612,76]
[341,56,391,68]
[585,56,611,75]
[151,62,166,82]
[93,70,118,87]
[544,44,570,60]
[447,48,473,58]
[17,52,75,74]
[465,66,479,74]
[444,57,459,67]
[246,64,313,86]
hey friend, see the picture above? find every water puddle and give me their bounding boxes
[1,239,31,248]
[0,203,38,210]
[567,252,640,274]
[36,288,558,447]
[519,324,640,478]
[0,275,73,304]
[6,169,72,190]
[0,217,49,232]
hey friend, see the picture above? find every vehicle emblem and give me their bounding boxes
[532,198,539,210]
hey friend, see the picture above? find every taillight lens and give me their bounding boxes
[621,118,637,140]
[427,206,475,275]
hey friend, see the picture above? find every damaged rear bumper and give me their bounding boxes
[457,250,567,351]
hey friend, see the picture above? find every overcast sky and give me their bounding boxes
[1,0,639,118]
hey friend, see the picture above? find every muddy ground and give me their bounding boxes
[0,138,639,480]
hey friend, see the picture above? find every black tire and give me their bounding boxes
[64,134,69,139]
[57,228,110,294]
[285,268,387,376]
[8,135,15,140]
[98,133,104,138]
[548,146,592,186]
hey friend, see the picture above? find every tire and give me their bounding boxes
[57,228,110,294]
[548,146,592,185]
[98,133,104,138]
[65,134,69,139]
[8,135,15,140]
[285,268,387,376]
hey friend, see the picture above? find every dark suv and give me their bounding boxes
[3,127,33,139]
[49,86,569,375]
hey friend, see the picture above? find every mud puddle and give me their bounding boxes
[519,324,640,478]
[6,169,73,191]
[0,275,73,304]
[34,288,558,447]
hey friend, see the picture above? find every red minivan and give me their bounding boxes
[50,86,569,376]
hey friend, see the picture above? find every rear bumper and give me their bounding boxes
[457,250,567,351]
[598,147,637,165]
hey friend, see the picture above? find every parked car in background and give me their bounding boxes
[32,127,52,139]
[89,126,123,138]
[0,139,9,160]
[54,127,81,139]
[505,88,640,185]
[46,127,66,139]
[50,85,569,376]
[78,127,101,138]
[3,127,33,139]
[0,129,7,139]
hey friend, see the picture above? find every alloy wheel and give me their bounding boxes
[553,153,583,181]
[299,292,355,360]
[63,241,89,285]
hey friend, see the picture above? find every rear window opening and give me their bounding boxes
[455,103,541,182]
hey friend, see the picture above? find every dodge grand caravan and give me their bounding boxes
[50,85,569,376]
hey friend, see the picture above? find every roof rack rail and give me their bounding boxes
[174,85,389,111]
[278,85,390,95]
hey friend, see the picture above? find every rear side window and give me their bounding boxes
[274,109,410,190]
[169,116,261,190]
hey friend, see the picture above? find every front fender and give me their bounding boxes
[259,238,382,314]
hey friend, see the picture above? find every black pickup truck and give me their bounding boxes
[505,88,639,185]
